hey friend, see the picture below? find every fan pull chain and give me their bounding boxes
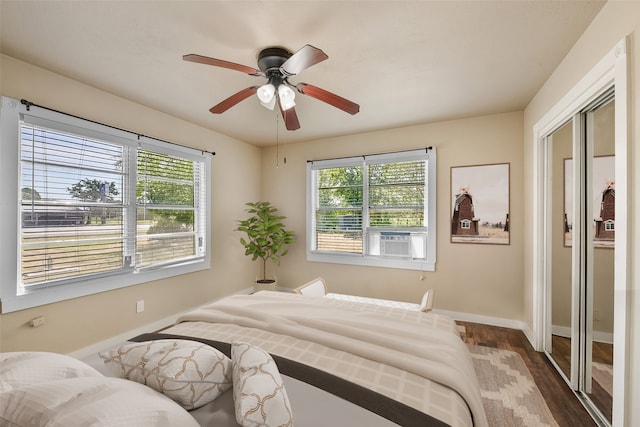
[274,110,287,167]
[281,116,287,165]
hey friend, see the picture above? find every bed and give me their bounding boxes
[1,291,487,427]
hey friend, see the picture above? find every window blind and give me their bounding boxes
[135,149,203,268]
[368,160,426,227]
[19,121,207,287]
[20,122,127,286]
[315,165,363,253]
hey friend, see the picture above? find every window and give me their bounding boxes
[604,220,615,231]
[306,148,436,271]
[0,97,211,313]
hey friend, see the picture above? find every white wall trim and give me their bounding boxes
[552,325,614,344]
[432,308,527,332]
[522,324,536,348]
[611,35,631,427]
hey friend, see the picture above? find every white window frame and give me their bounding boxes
[306,148,436,271]
[0,97,211,313]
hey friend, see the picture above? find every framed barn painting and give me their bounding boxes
[563,155,615,248]
[450,163,510,245]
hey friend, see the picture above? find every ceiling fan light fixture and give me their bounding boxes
[278,85,296,111]
[257,83,276,103]
[260,96,277,110]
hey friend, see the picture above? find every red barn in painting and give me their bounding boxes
[451,187,479,236]
[594,181,615,240]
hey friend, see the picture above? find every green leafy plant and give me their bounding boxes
[235,201,296,283]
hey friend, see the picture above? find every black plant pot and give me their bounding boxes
[254,279,277,292]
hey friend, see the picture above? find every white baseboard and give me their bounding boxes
[593,330,614,344]
[432,308,527,331]
[552,324,614,344]
[522,324,539,350]
[552,325,572,339]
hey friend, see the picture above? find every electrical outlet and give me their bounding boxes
[136,300,145,313]
[594,308,601,321]
[30,316,46,327]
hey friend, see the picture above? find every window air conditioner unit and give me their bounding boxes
[379,232,411,258]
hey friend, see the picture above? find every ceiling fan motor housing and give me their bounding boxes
[257,47,292,74]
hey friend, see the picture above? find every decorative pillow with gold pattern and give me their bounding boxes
[232,341,294,427]
[99,339,232,410]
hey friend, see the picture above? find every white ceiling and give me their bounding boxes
[1,1,605,146]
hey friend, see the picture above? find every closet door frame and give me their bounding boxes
[532,37,630,426]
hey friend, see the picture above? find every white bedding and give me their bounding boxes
[84,345,403,427]
[5,289,478,427]
[68,291,486,426]
[169,291,488,427]
[1,374,200,427]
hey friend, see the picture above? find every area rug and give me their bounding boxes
[468,345,559,427]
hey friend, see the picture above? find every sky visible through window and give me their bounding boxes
[20,124,124,202]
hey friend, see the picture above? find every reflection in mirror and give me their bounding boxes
[548,120,573,382]
[586,99,614,423]
[545,96,615,425]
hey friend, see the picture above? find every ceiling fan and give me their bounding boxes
[183,45,360,131]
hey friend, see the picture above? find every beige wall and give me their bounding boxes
[0,55,262,354]
[261,112,525,322]
[523,1,640,424]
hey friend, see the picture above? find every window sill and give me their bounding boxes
[1,258,209,313]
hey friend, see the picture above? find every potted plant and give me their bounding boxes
[235,201,296,290]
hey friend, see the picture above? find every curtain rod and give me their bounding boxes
[307,146,432,164]
[20,99,216,156]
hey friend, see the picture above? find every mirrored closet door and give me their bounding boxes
[544,90,614,426]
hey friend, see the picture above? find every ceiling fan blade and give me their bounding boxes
[278,100,301,130]
[296,83,360,115]
[183,54,263,76]
[209,86,259,114]
[280,45,328,76]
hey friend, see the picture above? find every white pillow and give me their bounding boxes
[0,376,200,427]
[232,341,294,427]
[99,339,232,410]
[0,351,103,388]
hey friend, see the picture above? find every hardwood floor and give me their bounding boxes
[457,321,597,426]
